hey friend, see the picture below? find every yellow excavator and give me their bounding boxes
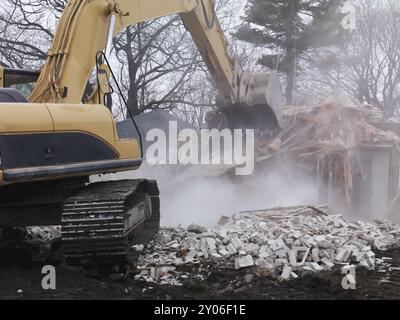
[0,0,281,264]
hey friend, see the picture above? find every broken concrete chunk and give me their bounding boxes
[314,235,326,243]
[281,265,292,280]
[311,248,320,262]
[211,252,223,260]
[131,244,145,252]
[292,231,303,239]
[335,249,352,263]
[166,240,178,247]
[187,224,207,234]
[219,249,230,258]
[227,243,238,256]
[235,255,254,270]
[206,237,217,252]
[321,258,335,269]
[311,262,323,272]
[245,243,260,256]
[259,245,270,259]
[230,235,244,250]
[288,250,298,266]
[170,243,180,250]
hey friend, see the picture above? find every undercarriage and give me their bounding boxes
[0,178,160,265]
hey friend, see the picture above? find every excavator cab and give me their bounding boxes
[0,66,40,102]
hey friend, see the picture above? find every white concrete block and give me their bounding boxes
[292,231,303,239]
[235,255,254,270]
[281,265,292,280]
[311,262,323,272]
[131,244,145,252]
[335,249,352,262]
[288,250,298,266]
[170,243,180,250]
[206,237,217,252]
[219,229,228,238]
[227,243,238,255]
[302,265,313,271]
[166,240,178,247]
[245,243,260,256]
[321,258,335,269]
[211,252,223,260]
[312,248,320,262]
[231,235,244,250]
[219,249,230,258]
[314,235,326,243]
[259,245,270,259]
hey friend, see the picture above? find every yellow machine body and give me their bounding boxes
[0,102,141,185]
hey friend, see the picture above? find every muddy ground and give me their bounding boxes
[1,246,400,300]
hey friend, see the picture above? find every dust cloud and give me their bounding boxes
[99,163,318,227]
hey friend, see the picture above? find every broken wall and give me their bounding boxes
[259,101,400,220]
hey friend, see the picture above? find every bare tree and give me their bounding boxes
[111,18,202,118]
[0,0,65,68]
[301,0,400,118]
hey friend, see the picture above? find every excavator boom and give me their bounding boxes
[29,0,282,131]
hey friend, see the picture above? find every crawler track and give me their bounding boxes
[61,179,160,264]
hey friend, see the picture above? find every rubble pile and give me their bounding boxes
[0,226,61,262]
[26,226,61,243]
[135,206,400,283]
[23,226,61,261]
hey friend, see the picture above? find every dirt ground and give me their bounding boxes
[1,246,400,300]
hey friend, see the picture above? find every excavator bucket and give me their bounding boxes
[218,72,283,137]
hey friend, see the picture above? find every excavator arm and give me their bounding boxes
[29,0,282,131]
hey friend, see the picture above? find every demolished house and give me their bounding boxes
[254,101,400,220]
